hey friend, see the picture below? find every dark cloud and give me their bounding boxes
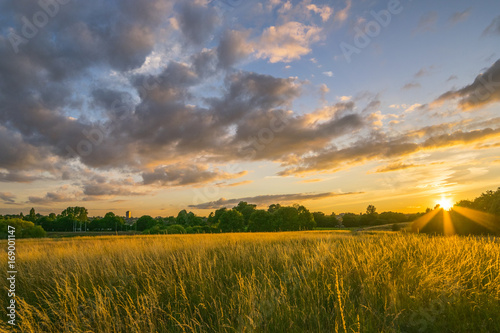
[177,1,219,45]
[0,192,16,204]
[434,59,500,110]
[482,16,500,36]
[217,30,252,69]
[375,162,416,173]
[28,191,77,205]
[278,126,500,176]
[189,191,363,209]
[142,164,246,186]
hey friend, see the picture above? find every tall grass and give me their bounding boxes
[1,231,499,332]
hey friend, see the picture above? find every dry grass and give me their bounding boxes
[1,231,499,332]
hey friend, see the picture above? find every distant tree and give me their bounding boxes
[0,218,46,238]
[27,208,36,222]
[208,208,227,225]
[248,210,273,232]
[234,201,257,225]
[342,213,360,227]
[313,212,338,228]
[268,203,282,213]
[135,215,156,231]
[366,205,377,215]
[218,209,245,232]
[272,206,299,231]
[166,224,186,234]
[297,205,316,230]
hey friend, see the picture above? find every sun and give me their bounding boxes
[437,198,453,211]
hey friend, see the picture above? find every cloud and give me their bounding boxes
[334,0,351,24]
[322,71,334,77]
[414,66,434,78]
[449,8,471,25]
[28,191,78,205]
[374,162,416,173]
[0,192,16,204]
[255,22,322,63]
[278,126,500,176]
[307,4,333,22]
[402,82,421,90]
[177,1,219,45]
[189,191,362,209]
[142,164,247,187]
[433,59,500,110]
[413,11,438,34]
[482,16,500,36]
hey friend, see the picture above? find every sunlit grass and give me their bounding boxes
[1,231,499,332]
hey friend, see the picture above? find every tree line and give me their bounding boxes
[2,187,498,238]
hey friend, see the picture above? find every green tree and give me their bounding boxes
[272,206,299,231]
[135,215,156,231]
[234,201,257,225]
[218,209,244,232]
[248,210,273,232]
[27,208,36,222]
[0,218,46,238]
[366,205,377,215]
[268,203,282,213]
[298,205,316,230]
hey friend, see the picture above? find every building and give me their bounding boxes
[126,211,132,219]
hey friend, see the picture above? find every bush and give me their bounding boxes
[166,225,186,234]
[0,218,46,238]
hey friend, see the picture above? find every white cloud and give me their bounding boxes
[307,4,333,22]
[255,22,322,63]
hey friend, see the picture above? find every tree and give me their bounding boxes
[248,210,273,232]
[298,205,316,230]
[268,203,281,213]
[272,206,299,231]
[0,218,46,238]
[234,201,257,225]
[27,208,36,222]
[342,213,360,227]
[366,205,377,215]
[208,208,227,225]
[218,209,245,232]
[135,215,156,231]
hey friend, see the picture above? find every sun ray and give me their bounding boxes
[442,209,455,236]
[453,206,500,233]
[411,208,441,233]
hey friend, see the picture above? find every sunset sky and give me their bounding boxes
[1,0,499,217]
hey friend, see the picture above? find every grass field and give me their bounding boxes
[1,231,499,332]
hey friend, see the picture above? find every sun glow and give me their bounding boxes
[437,198,453,211]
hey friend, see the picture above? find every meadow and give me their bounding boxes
[1,231,499,332]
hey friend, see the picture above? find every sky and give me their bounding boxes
[0,0,499,217]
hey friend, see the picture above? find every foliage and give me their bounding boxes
[135,215,156,231]
[0,218,46,238]
[166,224,186,234]
[218,209,245,232]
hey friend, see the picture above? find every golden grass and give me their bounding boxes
[1,231,499,332]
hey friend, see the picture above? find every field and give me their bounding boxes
[1,231,499,332]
